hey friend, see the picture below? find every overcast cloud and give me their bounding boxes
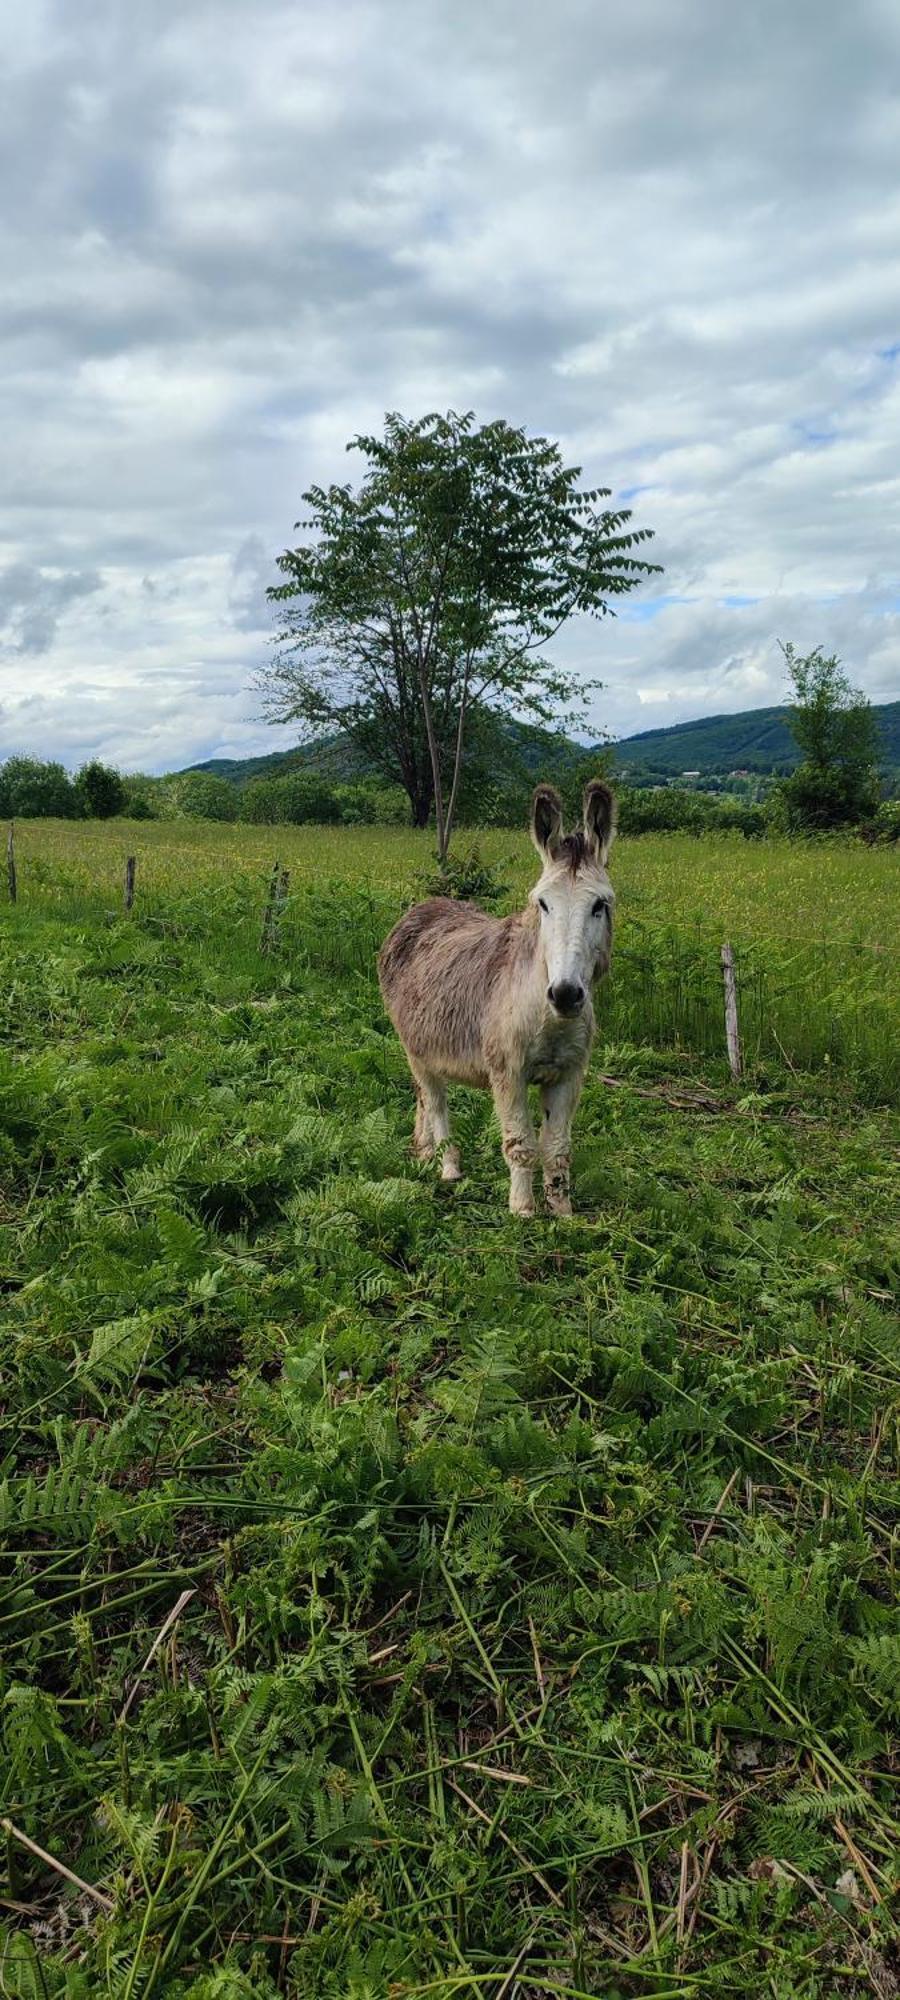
[1,0,899,772]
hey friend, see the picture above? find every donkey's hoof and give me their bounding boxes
[547,1198,573,1218]
[440,1153,463,1182]
[509,1196,536,1218]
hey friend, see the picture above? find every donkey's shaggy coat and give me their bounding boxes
[379,782,616,1215]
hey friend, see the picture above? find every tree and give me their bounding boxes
[780,644,880,830]
[263,411,659,858]
[76,760,125,818]
[0,757,80,818]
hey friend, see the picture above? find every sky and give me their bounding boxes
[2,0,899,774]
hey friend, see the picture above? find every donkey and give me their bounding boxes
[378,781,616,1216]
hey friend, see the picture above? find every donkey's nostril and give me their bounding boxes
[549,981,585,1016]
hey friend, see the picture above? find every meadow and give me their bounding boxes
[0,817,898,1999]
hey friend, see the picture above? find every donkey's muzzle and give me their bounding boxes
[548,981,585,1017]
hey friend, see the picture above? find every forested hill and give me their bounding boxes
[183,698,900,785]
[613,700,900,776]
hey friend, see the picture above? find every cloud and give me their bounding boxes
[0,0,898,770]
[0,563,102,656]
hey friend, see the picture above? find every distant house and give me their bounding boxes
[681,770,701,779]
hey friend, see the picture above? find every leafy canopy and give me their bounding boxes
[263,410,660,847]
[781,643,881,829]
[75,759,125,818]
[0,756,80,819]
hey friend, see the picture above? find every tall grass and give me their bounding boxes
[6,818,896,1099]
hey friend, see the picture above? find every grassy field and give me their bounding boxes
[1,819,898,1998]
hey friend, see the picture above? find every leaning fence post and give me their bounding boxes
[6,823,16,905]
[721,942,742,1080]
[124,856,136,911]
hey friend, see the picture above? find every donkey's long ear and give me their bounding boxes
[583,780,616,865]
[530,784,564,858]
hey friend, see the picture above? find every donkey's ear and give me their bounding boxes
[583,780,616,864]
[530,785,564,857]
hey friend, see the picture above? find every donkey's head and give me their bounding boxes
[529,781,616,1017]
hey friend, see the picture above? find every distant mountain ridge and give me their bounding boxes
[183,698,900,785]
[615,701,900,775]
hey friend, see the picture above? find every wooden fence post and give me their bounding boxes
[6,823,16,905]
[721,942,742,1080]
[259,861,280,954]
[124,856,136,911]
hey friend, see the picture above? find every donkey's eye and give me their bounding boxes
[592,898,607,918]
[537,897,548,914]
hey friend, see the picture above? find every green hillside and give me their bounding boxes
[614,699,900,776]
[183,699,900,787]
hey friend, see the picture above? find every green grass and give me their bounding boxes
[0,820,898,1999]
[8,818,900,1097]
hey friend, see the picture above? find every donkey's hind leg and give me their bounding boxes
[410,1063,461,1180]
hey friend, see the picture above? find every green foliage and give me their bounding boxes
[176,772,239,821]
[419,841,510,906]
[617,785,766,837]
[0,756,80,818]
[74,759,125,818]
[778,643,882,830]
[0,817,897,1995]
[120,773,160,818]
[263,407,660,850]
[238,772,342,824]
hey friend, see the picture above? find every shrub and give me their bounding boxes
[178,774,239,821]
[120,775,160,819]
[75,760,125,818]
[419,843,509,907]
[860,798,900,844]
[776,761,881,834]
[0,756,80,818]
[238,773,343,824]
[615,786,766,838]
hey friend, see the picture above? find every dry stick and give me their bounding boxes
[527,1615,546,1704]
[6,822,16,904]
[1,1816,114,1915]
[675,1839,692,1945]
[124,854,136,911]
[495,1926,539,2000]
[119,1587,196,1723]
[721,941,743,1080]
[446,1778,563,1908]
[833,1817,885,1906]
[460,1761,532,1787]
[696,1469,740,1554]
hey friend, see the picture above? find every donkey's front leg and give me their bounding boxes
[490,1068,537,1216]
[540,1068,585,1217]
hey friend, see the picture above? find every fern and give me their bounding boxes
[83,1312,158,1385]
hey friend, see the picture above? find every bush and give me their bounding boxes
[860,798,900,844]
[776,761,881,833]
[419,843,510,907]
[616,786,766,838]
[177,774,239,821]
[120,775,160,819]
[75,760,125,818]
[0,756,80,818]
[238,773,343,824]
